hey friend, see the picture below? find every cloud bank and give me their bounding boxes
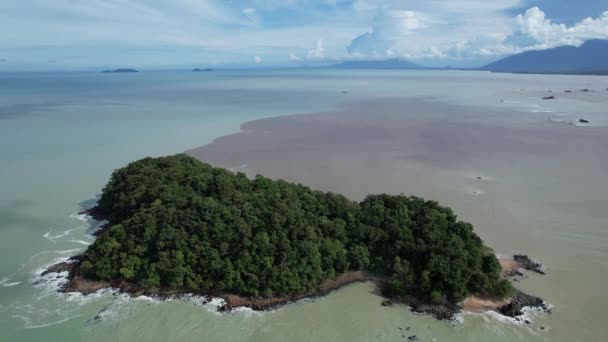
[0,0,606,68]
[348,4,608,64]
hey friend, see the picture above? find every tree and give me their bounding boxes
[82,154,512,302]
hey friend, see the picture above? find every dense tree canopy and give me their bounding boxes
[81,154,511,303]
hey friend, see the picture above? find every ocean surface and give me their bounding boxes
[0,70,606,341]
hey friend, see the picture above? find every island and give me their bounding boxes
[102,68,138,73]
[51,154,545,320]
[192,68,214,72]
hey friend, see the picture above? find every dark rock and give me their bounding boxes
[564,90,572,93]
[40,256,82,276]
[341,91,349,94]
[381,300,393,307]
[525,319,531,324]
[540,326,545,330]
[579,88,590,92]
[78,206,107,221]
[513,254,545,274]
[409,301,459,320]
[407,335,419,341]
[498,290,547,317]
[578,119,589,124]
[193,68,213,72]
[93,304,112,321]
[506,269,524,279]
[541,96,555,100]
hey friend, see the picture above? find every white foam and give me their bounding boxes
[203,296,226,309]
[54,248,83,254]
[0,277,21,287]
[69,212,89,222]
[43,229,73,243]
[134,295,163,304]
[230,306,262,317]
[13,314,80,329]
[88,220,108,235]
[69,239,92,246]
[450,313,464,326]
[465,300,552,327]
[64,287,120,305]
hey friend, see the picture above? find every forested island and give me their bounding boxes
[102,68,138,73]
[55,154,544,319]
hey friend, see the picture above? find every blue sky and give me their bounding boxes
[0,0,607,70]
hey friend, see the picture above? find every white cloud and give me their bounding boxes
[306,39,325,59]
[505,7,608,49]
[1,0,607,68]
[254,55,263,63]
[347,3,608,64]
[348,8,426,57]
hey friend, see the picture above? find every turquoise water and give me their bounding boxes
[1,70,607,341]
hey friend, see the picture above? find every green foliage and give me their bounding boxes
[82,154,509,302]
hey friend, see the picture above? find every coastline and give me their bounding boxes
[55,99,557,323]
[45,244,546,321]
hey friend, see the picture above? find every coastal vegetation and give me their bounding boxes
[80,154,512,304]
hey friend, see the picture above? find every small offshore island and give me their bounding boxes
[101,68,138,73]
[50,154,546,320]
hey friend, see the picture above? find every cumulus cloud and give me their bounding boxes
[505,7,608,49]
[348,8,425,57]
[1,0,607,68]
[306,39,325,59]
[348,4,608,64]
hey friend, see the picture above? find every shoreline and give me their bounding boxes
[44,244,547,321]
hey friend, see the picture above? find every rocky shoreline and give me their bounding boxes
[44,249,549,321]
[62,208,549,321]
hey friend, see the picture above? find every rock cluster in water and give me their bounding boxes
[513,255,545,274]
[498,290,548,317]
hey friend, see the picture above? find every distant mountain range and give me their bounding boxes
[482,40,608,75]
[331,58,426,70]
[330,40,608,75]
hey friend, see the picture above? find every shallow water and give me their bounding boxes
[1,70,607,341]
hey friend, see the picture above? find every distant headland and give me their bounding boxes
[192,68,214,72]
[102,68,138,73]
[47,154,547,320]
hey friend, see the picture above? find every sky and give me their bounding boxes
[0,0,607,70]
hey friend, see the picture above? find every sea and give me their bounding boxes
[0,69,607,341]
